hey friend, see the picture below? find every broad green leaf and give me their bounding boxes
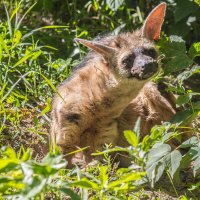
[188,42,200,59]
[163,54,192,74]
[0,159,19,173]
[116,168,131,174]
[169,19,190,38]
[162,131,178,143]
[183,145,200,176]
[99,166,108,188]
[13,30,22,46]
[93,0,99,10]
[194,0,200,6]
[0,177,12,183]
[150,125,165,140]
[23,176,47,198]
[175,0,198,23]
[4,147,17,159]
[168,150,182,178]
[176,94,191,106]
[109,183,130,191]
[32,162,66,176]
[124,130,138,148]
[171,108,199,125]
[155,162,166,183]
[193,157,200,176]
[177,66,200,83]
[32,50,42,60]
[60,188,81,200]
[0,180,25,193]
[69,178,99,189]
[180,136,199,148]
[147,144,171,167]
[21,155,66,178]
[146,162,165,188]
[146,144,171,185]
[190,145,200,160]
[42,153,64,165]
[119,172,145,182]
[180,145,200,170]
[141,135,151,151]
[107,181,130,190]
[158,36,193,74]
[41,98,51,115]
[107,172,145,188]
[158,36,186,57]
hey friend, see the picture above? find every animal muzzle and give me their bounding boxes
[131,56,158,80]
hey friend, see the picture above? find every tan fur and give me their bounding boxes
[119,82,176,140]
[51,70,176,167]
[51,42,149,167]
[51,3,177,168]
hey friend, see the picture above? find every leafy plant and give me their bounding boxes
[0,0,200,199]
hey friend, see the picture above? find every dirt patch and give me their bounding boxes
[0,107,49,160]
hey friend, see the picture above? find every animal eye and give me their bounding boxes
[122,55,134,67]
[144,48,157,58]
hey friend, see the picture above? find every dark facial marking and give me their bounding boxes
[65,113,81,124]
[143,48,158,59]
[122,54,135,68]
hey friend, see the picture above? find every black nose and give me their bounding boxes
[142,61,158,78]
[131,55,158,79]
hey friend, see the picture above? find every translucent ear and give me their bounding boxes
[74,38,116,58]
[141,2,166,41]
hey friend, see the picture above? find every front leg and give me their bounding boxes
[51,109,86,168]
[81,120,119,163]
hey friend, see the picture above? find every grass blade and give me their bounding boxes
[22,26,69,39]
[4,3,12,36]
[16,2,37,30]
[2,71,34,102]
[40,73,65,102]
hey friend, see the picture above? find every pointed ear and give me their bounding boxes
[141,2,166,41]
[74,38,116,58]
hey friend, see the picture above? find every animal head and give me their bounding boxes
[75,3,166,80]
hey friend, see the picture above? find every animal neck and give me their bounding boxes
[85,58,147,118]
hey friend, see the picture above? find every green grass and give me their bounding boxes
[0,0,200,199]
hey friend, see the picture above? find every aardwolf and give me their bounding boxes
[51,3,176,167]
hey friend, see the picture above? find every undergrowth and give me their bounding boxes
[0,0,200,199]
